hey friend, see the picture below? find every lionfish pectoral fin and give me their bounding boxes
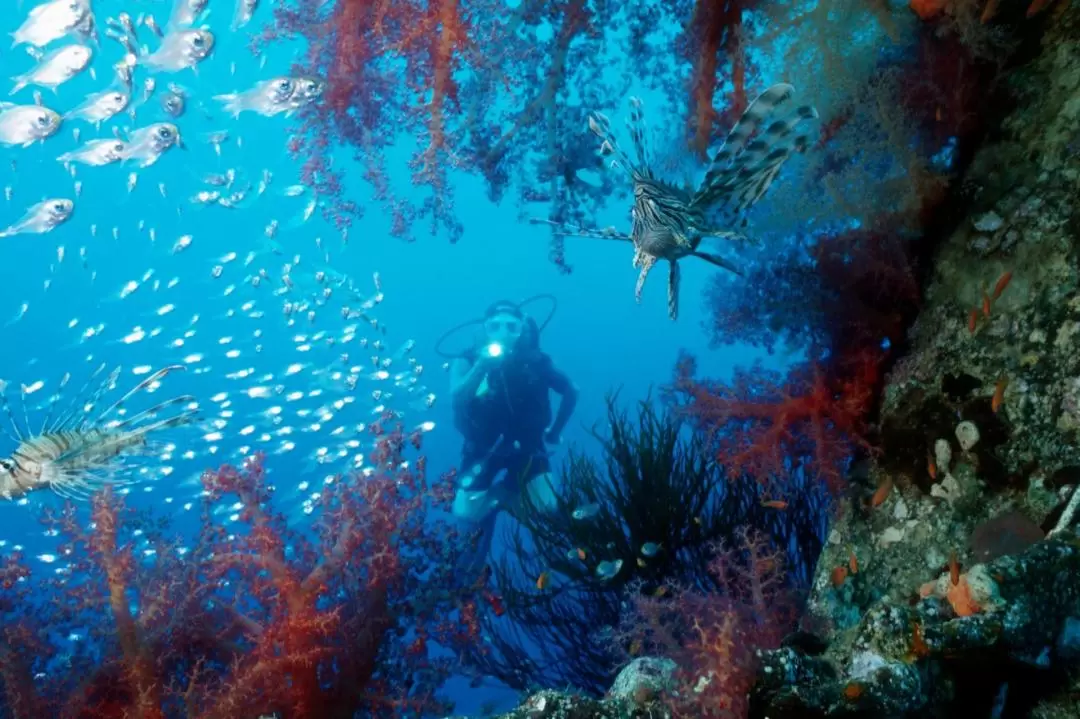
[693,251,744,276]
[48,469,106,501]
[704,84,795,174]
[135,411,198,435]
[96,365,186,423]
[697,83,817,209]
[625,96,651,169]
[667,261,681,321]
[113,396,196,431]
[528,218,632,242]
[634,255,656,303]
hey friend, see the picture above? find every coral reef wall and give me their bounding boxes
[478,2,1080,717]
[753,1,1080,716]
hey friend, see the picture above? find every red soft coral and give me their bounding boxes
[671,353,877,495]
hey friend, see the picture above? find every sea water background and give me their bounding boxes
[0,1,784,714]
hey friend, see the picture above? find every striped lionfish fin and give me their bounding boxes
[625,97,652,171]
[696,83,818,212]
[667,261,681,321]
[588,110,645,181]
[95,365,187,425]
[528,218,632,242]
[49,364,118,433]
[0,380,25,444]
[112,395,197,432]
[634,254,657,303]
[692,250,744,276]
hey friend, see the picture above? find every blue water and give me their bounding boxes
[0,1,811,715]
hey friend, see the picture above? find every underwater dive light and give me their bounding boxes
[486,342,504,358]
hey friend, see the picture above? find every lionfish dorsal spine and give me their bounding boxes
[588,110,640,181]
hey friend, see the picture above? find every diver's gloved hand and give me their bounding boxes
[544,429,562,445]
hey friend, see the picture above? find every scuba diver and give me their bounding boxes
[436,295,578,531]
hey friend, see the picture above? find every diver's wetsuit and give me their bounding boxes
[454,345,555,498]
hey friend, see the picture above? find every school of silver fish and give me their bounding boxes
[0,0,439,538]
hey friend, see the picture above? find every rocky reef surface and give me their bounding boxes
[471,1,1080,717]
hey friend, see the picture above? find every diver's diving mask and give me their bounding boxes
[434,294,558,361]
[482,313,522,358]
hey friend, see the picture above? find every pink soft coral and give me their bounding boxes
[615,529,796,718]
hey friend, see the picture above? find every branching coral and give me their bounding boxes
[613,529,797,718]
[263,0,622,255]
[464,396,827,693]
[670,353,877,496]
[0,429,478,717]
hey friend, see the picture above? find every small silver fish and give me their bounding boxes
[595,559,623,581]
[571,502,600,520]
[113,59,135,90]
[287,76,324,111]
[0,102,61,147]
[144,14,164,38]
[640,542,662,557]
[160,84,186,117]
[120,123,183,167]
[66,89,129,127]
[104,28,137,57]
[233,0,258,30]
[11,44,93,95]
[12,0,92,48]
[169,0,209,29]
[144,29,214,73]
[0,198,73,238]
[57,138,126,166]
[214,77,296,118]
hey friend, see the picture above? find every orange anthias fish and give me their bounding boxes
[949,551,961,586]
[992,270,1013,300]
[871,477,893,508]
[761,499,788,510]
[992,377,1008,413]
[536,571,550,591]
[831,565,848,588]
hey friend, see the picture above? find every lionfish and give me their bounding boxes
[0,365,197,500]
[534,84,818,320]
